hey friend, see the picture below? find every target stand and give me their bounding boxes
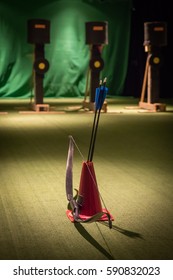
[139,22,167,112]
[82,22,108,112]
[27,19,50,111]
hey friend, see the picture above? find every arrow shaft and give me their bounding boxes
[87,108,98,161]
[88,108,101,162]
[88,79,107,162]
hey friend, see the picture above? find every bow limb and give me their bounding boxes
[66,135,74,200]
[66,136,80,220]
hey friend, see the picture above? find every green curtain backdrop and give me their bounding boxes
[0,0,132,98]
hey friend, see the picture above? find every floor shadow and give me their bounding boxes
[99,221,144,239]
[74,223,114,260]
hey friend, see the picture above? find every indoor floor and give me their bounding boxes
[0,97,173,260]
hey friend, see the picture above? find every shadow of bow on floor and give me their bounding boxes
[74,221,144,260]
[99,221,144,239]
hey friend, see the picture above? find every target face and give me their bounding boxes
[153,57,160,64]
[34,58,49,74]
[90,57,104,71]
[149,53,162,66]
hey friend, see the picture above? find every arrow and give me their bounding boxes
[87,77,108,162]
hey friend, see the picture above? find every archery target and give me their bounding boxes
[34,58,49,74]
[89,57,104,71]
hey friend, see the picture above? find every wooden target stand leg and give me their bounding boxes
[139,53,166,112]
[82,45,107,113]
